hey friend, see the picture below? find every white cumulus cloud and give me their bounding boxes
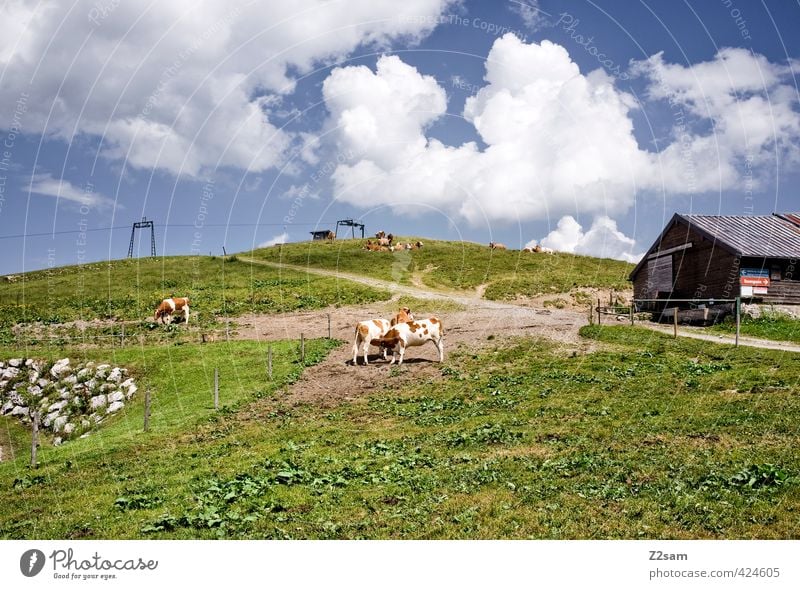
[0,0,455,177]
[323,34,799,229]
[536,215,642,263]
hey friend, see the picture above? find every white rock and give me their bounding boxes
[28,371,39,383]
[85,378,98,391]
[106,401,124,414]
[107,391,125,403]
[9,391,22,405]
[28,385,42,397]
[3,367,19,379]
[60,388,71,399]
[81,419,90,428]
[43,411,59,428]
[53,437,63,446]
[1,400,13,414]
[37,378,50,388]
[0,361,4,369]
[100,383,116,393]
[107,367,124,383]
[90,395,107,410]
[25,358,34,367]
[9,359,21,367]
[0,380,7,389]
[125,384,138,399]
[11,406,29,417]
[62,374,77,385]
[92,414,104,423]
[120,378,135,388]
[72,396,82,407]
[63,423,75,435]
[48,400,68,412]
[53,415,68,432]
[50,358,71,378]
[95,364,110,378]
[77,367,91,379]
[80,432,91,439]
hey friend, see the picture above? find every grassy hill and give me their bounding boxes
[0,255,389,339]
[248,238,634,300]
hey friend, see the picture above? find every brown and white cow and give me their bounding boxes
[390,307,414,327]
[372,317,444,366]
[154,297,190,324]
[352,318,391,365]
[489,242,507,250]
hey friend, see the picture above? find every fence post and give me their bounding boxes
[144,390,151,432]
[673,307,678,338]
[30,412,39,468]
[300,333,305,363]
[629,304,634,326]
[214,368,219,410]
[327,314,332,339]
[268,345,273,379]
[121,324,125,347]
[735,296,741,347]
[596,298,601,325]
[588,303,593,325]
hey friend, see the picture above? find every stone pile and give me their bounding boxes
[0,358,137,445]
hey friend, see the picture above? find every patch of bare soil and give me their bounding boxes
[239,302,593,408]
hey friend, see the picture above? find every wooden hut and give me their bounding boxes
[630,213,800,309]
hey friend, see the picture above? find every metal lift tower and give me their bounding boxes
[335,219,365,239]
[127,217,156,258]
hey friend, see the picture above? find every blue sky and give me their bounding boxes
[0,0,798,274]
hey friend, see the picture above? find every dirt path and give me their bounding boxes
[636,322,800,353]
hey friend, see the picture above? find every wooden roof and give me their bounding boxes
[629,213,800,280]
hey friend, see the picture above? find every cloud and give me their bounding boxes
[630,47,800,192]
[326,34,649,223]
[258,232,289,248]
[0,0,456,177]
[29,174,118,210]
[537,215,642,263]
[324,34,800,230]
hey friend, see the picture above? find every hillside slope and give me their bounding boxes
[249,238,633,300]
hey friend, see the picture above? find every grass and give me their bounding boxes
[709,312,800,343]
[2,326,798,539]
[249,239,633,300]
[0,255,389,341]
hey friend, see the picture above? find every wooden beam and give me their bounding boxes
[647,242,693,260]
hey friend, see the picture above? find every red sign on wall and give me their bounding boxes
[740,276,770,287]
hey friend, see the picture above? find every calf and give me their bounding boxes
[372,317,444,366]
[154,296,190,324]
[489,242,507,250]
[390,307,414,326]
[352,318,391,365]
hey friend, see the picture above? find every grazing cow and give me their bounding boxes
[377,237,391,247]
[375,231,386,239]
[540,246,555,254]
[352,318,391,365]
[522,247,533,253]
[415,241,423,249]
[371,317,444,365]
[489,242,507,250]
[154,296,190,324]
[390,307,414,326]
